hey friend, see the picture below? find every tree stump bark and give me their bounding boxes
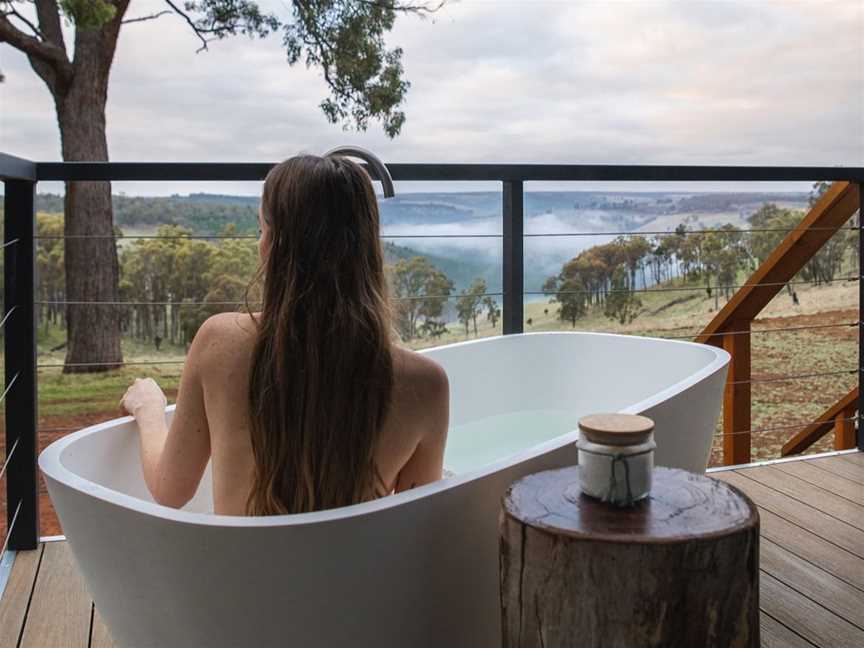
[500,467,759,648]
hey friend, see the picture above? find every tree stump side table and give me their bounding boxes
[500,466,760,648]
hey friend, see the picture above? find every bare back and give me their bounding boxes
[170,312,449,515]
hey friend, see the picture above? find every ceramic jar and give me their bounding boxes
[576,413,656,507]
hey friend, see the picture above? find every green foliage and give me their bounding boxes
[162,0,429,136]
[700,224,746,308]
[59,0,116,28]
[804,182,855,285]
[286,0,410,137]
[544,272,586,328]
[115,224,259,346]
[9,0,429,143]
[418,318,447,339]
[748,203,800,265]
[482,295,500,330]
[389,256,453,340]
[604,266,641,325]
[36,212,66,331]
[748,198,854,288]
[382,240,493,294]
[455,278,486,336]
[181,0,280,38]
[545,236,651,327]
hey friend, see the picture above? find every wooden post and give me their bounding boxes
[834,406,856,451]
[500,467,760,648]
[722,321,751,465]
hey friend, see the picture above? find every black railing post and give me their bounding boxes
[4,180,39,550]
[859,182,863,452]
[503,180,524,335]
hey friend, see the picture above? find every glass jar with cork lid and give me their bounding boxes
[576,413,656,507]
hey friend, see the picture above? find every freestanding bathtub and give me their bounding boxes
[40,332,729,648]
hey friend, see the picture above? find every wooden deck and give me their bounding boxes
[0,452,862,647]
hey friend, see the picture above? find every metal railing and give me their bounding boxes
[2,152,863,551]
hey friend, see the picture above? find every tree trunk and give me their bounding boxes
[500,467,760,648]
[54,27,125,373]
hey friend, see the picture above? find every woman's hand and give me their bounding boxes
[121,378,167,417]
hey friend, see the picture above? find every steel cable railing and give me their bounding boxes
[0,439,20,482]
[525,275,859,298]
[727,369,857,386]
[712,416,859,439]
[5,158,864,550]
[31,223,860,242]
[524,225,859,237]
[35,233,506,240]
[0,306,18,330]
[35,292,506,307]
[659,321,860,338]
[0,501,23,565]
[29,275,860,311]
[33,321,861,369]
[28,225,861,385]
[0,373,20,404]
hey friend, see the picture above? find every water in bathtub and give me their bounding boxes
[443,409,578,475]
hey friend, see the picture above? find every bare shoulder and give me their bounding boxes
[189,312,258,373]
[392,346,449,403]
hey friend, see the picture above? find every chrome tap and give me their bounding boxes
[324,145,395,198]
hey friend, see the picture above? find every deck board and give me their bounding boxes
[773,460,864,503]
[756,508,864,591]
[90,606,115,648]
[760,537,864,627]
[735,466,864,531]
[715,470,864,559]
[19,542,91,648]
[807,455,864,484]
[760,571,864,648]
[760,613,818,648]
[838,452,864,465]
[1,452,862,647]
[0,546,43,648]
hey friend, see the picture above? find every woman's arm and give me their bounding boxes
[121,329,212,508]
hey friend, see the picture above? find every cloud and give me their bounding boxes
[0,0,861,195]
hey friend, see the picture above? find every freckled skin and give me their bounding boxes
[120,208,449,513]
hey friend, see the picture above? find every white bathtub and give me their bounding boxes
[40,332,728,648]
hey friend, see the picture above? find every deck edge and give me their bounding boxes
[706,449,861,473]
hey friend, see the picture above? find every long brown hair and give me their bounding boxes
[246,155,394,515]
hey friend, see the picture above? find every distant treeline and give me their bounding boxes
[36,193,259,234]
[30,217,499,346]
[544,195,858,328]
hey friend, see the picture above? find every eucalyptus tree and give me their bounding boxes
[482,294,500,330]
[455,278,486,336]
[389,256,453,341]
[0,0,438,371]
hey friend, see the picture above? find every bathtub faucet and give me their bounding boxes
[324,145,396,198]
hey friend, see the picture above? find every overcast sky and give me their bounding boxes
[1,0,862,194]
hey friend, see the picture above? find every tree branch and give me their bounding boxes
[0,13,70,72]
[122,10,171,25]
[3,5,43,39]
[356,0,445,15]
[163,0,212,52]
[34,0,65,51]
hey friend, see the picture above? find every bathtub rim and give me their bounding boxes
[39,331,729,528]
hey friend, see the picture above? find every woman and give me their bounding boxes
[120,155,449,515]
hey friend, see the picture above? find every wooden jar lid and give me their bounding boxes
[578,413,654,446]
